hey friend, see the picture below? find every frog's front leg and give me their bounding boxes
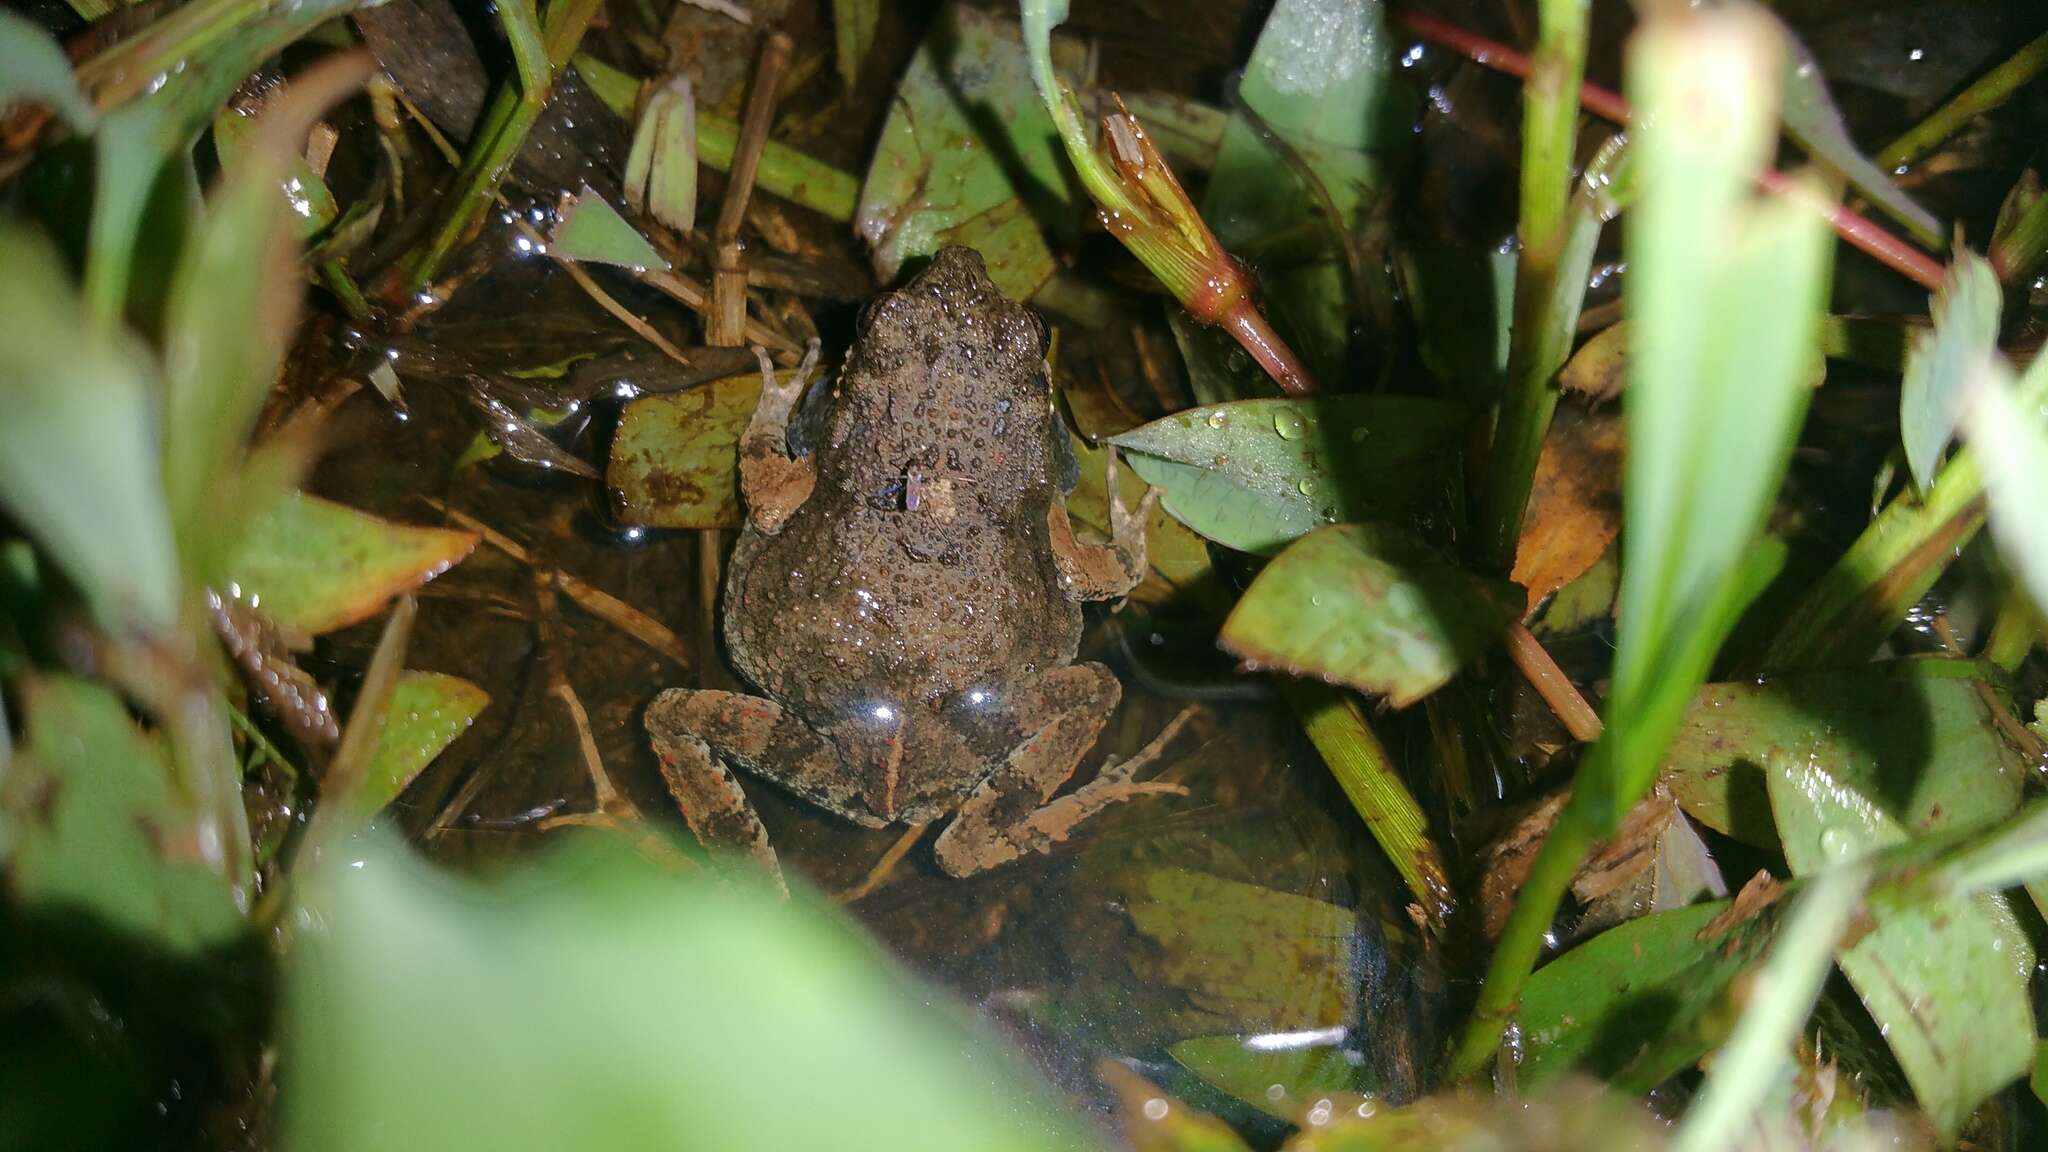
[932,663,1183,877]
[1048,445,1162,601]
[739,341,821,533]
[646,686,855,896]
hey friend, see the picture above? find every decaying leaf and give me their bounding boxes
[1512,404,1623,615]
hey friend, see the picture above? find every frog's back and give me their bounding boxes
[722,247,1083,721]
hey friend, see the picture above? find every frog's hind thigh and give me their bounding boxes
[933,663,1169,877]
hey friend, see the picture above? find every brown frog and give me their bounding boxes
[646,246,1178,888]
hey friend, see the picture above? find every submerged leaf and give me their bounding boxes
[607,371,764,529]
[222,492,479,636]
[358,673,489,822]
[1169,1036,1362,1122]
[285,832,1098,1151]
[0,677,241,952]
[1900,249,2000,494]
[0,225,180,631]
[1111,396,1462,556]
[1221,524,1519,707]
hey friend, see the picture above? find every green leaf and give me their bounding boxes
[210,104,340,239]
[358,673,489,822]
[285,831,1098,1152]
[1967,354,2048,621]
[0,9,95,130]
[1110,396,1462,556]
[551,187,668,271]
[0,224,180,631]
[606,371,764,529]
[1900,249,2000,494]
[1066,435,1222,611]
[832,0,881,90]
[856,5,1079,301]
[1662,663,2026,851]
[1767,753,2034,1139]
[1220,524,1519,708]
[1401,244,1516,400]
[0,676,241,953]
[1169,1037,1362,1121]
[1518,899,1775,1090]
[622,79,696,235]
[222,492,479,636]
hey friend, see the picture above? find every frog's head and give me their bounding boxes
[832,246,1059,502]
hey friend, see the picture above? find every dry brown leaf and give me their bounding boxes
[1511,403,1623,615]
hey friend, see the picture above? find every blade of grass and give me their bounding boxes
[1878,31,2048,175]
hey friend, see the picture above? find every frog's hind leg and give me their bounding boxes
[932,664,1187,877]
[646,687,856,895]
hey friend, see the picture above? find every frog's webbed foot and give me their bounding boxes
[1048,445,1161,602]
[646,688,789,895]
[932,664,1186,877]
[739,340,821,534]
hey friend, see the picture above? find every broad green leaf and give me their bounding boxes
[0,677,241,953]
[285,831,1097,1152]
[1220,524,1519,707]
[1110,396,1462,556]
[1771,8,1942,247]
[622,79,696,235]
[832,0,881,90]
[1519,900,1773,1089]
[1168,1037,1361,1122]
[358,673,490,822]
[222,492,479,636]
[856,5,1080,301]
[0,224,180,631]
[0,9,95,130]
[1603,12,1833,803]
[1663,663,2026,851]
[1967,355,2048,620]
[551,187,668,271]
[606,371,763,529]
[1767,755,2034,1139]
[1900,250,2000,494]
[1200,0,1403,386]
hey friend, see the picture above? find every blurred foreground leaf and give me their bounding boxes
[1899,250,1999,495]
[1111,397,1462,556]
[222,492,478,636]
[1222,525,1518,708]
[285,831,1098,1152]
[0,10,96,130]
[1662,663,2026,851]
[1966,354,2048,620]
[0,224,180,631]
[0,676,241,953]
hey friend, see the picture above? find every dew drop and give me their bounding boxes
[1298,477,1317,497]
[1205,410,1227,429]
[1274,412,1306,440]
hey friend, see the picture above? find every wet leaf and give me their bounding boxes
[1900,250,2000,495]
[1517,900,1773,1089]
[0,224,180,632]
[622,80,696,236]
[553,186,667,271]
[0,676,241,953]
[1221,524,1518,708]
[463,377,602,479]
[1511,406,1622,615]
[209,104,340,239]
[833,0,881,91]
[607,371,763,529]
[1662,663,2026,852]
[1772,10,1942,247]
[1067,435,1221,611]
[286,831,1097,1152]
[1120,868,1360,1037]
[0,9,95,130]
[358,672,489,822]
[1169,1037,1362,1122]
[222,492,479,636]
[1282,1080,1664,1152]
[1102,1063,1254,1152]
[1767,755,2033,1139]
[856,4,1080,301]
[1110,396,1463,556]
[1966,355,2048,620]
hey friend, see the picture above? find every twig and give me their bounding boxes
[709,31,794,347]
[511,217,697,366]
[833,823,930,904]
[1502,621,1602,743]
[1391,7,1947,292]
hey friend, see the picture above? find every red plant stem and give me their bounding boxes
[1391,8,1947,293]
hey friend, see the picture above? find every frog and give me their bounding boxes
[645,246,1180,889]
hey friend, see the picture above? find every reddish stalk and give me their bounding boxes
[1391,8,1948,292]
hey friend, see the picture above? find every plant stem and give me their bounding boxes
[402,0,601,291]
[1390,7,1947,293]
[1284,681,1453,926]
[1984,594,2041,672]
[1991,186,2048,284]
[1877,31,2048,175]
